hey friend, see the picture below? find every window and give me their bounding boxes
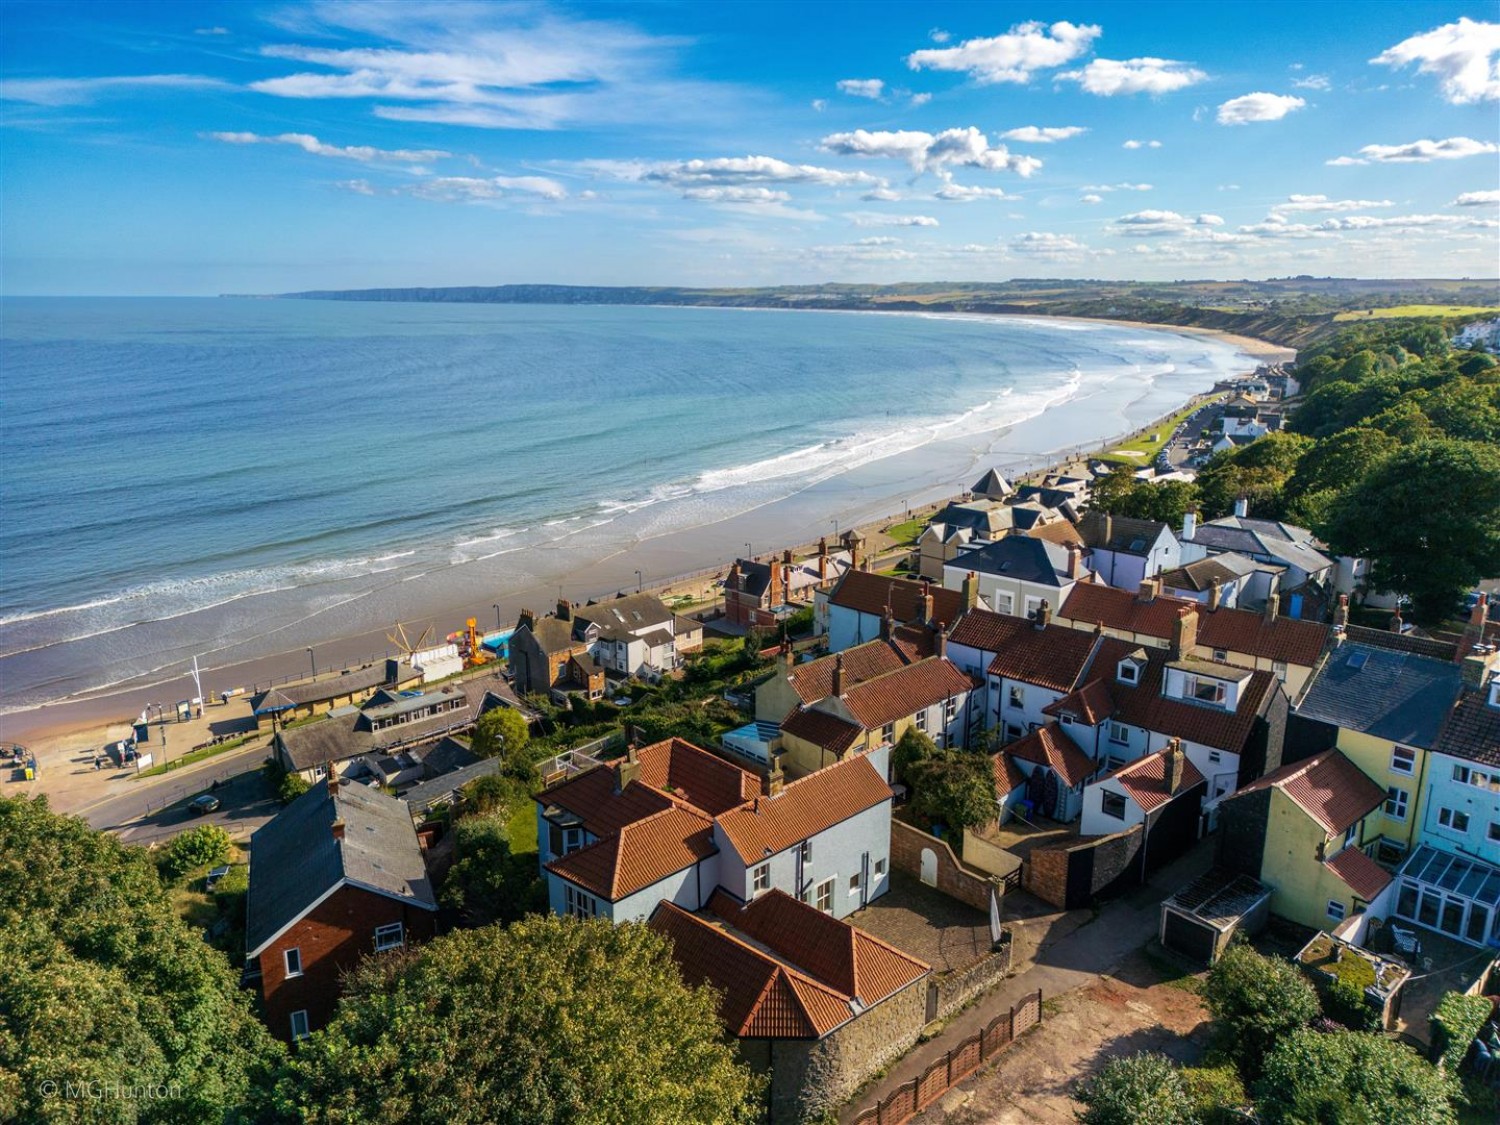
[1438,807,1471,833]
[374,923,404,952]
[1024,596,1043,619]
[1212,649,1229,662]
[1190,677,1226,705]
[1060,714,1074,726]
[849,872,862,893]
[289,1010,310,1041]
[564,884,598,919]
[875,857,887,877]
[1326,900,1347,923]
[1343,824,1358,848]
[1384,787,1409,820]
[1117,661,1139,685]
[752,863,770,893]
[1208,750,1222,764]
[1390,746,1416,775]
[1454,764,1471,785]
[1009,685,1025,710]
[799,840,813,865]
[284,947,302,978]
[880,723,895,745]
[944,697,958,723]
[1272,661,1288,682]
[1109,723,1129,746]
[994,594,1014,616]
[915,709,928,732]
[1489,823,1500,844]
[562,827,583,855]
[814,877,835,914]
[1100,790,1128,820]
[1006,723,1023,741]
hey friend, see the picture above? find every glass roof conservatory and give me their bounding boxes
[1394,845,1500,947]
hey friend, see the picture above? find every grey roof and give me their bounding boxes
[1188,517,1333,576]
[250,661,420,713]
[734,559,774,599]
[640,628,675,648]
[576,592,675,633]
[932,500,1007,538]
[971,468,1013,500]
[1077,511,1170,556]
[403,757,502,817]
[1295,643,1465,749]
[276,700,477,771]
[1158,554,1258,592]
[420,736,478,777]
[358,686,467,725]
[950,536,1072,587]
[246,780,436,956]
[1013,484,1076,509]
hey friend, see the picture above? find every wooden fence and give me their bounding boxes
[850,990,1043,1125]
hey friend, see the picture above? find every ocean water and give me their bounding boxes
[0,298,1253,719]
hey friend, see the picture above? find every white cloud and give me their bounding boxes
[0,73,229,105]
[208,130,449,164]
[1112,210,1226,235]
[334,178,375,195]
[1453,190,1500,207]
[1000,125,1087,143]
[1082,182,1153,193]
[909,92,932,106]
[857,236,901,246]
[1122,139,1162,149]
[681,186,791,204]
[400,175,568,202]
[837,78,885,100]
[1010,231,1089,258]
[933,180,1016,202]
[1057,57,1207,96]
[907,21,1100,84]
[928,28,951,44]
[861,186,903,201]
[845,212,940,227]
[1372,18,1500,105]
[1273,194,1395,213]
[1328,136,1500,165]
[643,155,882,188]
[196,27,230,36]
[1292,74,1331,90]
[820,126,1041,176]
[811,98,827,112]
[1216,92,1306,124]
[1239,212,1495,239]
[1080,193,1103,204]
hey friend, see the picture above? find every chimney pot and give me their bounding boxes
[1034,600,1052,631]
[1165,738,1185,794]
[1233,495,1249,519]
[1263,593,1280,624]
[832,653,845,697]
[764,761,785,797]
[1208,578,1223,612]
[1137,578,1158,604]
[1182,506,1198,542]
[557,598,572,621]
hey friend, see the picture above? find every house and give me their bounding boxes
[509,601,597,695]
[1058,581,1329,696]
[245,773,438,1040]
[1217,750,1392,933]
[1179,502,1334,608]
[1157,554,1263,611]
[1075,511,1181,591]
[1001,722,1099,822]
[1080,739,1206,838]
[1289,640,1466,866]
[727,540,857,630]
[534,738,895,924]
[917,496,1066,580]
[818,570,967,654]
[942,536,1087,619]
[274,685,480,782]
[651,889,929,1124]
[510,594,702,696]
[971,468,1014,501]
[249,658,423,730]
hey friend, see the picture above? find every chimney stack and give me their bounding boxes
[1208,578,1223,613]
[935,623,948,660]
[1171,606,1199,660]
[764,759,785,797]
[831,653,846,697]
[331,819,345,842]
[1334,594,1349,632]
[1165,738,1185,794]
[881,610,894,640]
[1461,648,1499,689]
[1182,506,1198,542]
[1066,544,1083,580]
[817,536,829,581]
[920,587,935,627]
[326,762,339,797]
[1034,599,1052,631]
[616,741,642,792]
[1233,495,1249,519]
[1390,609,1404,635]
[961,571,979,612]
[1263,593,1280,624]
[556,598,572,622]
[1137,577,1159,604]
[518,607,537,632]
[1103,512,1114,550]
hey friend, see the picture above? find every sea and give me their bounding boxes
[0,297,1255,726]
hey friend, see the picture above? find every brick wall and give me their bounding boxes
[1024,826,1145,910]
[933,934,1013,1022]
[890,820,996,913]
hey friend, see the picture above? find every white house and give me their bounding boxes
[1076,511,1181,592]
[1080,741,1206,836]
[943,536,1086,620]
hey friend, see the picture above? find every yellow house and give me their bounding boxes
[1292,641,1465,865]
[1218,749,1393,932]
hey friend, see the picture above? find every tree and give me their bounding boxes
[0,797,283,1123]
[1089,464,1141,514]
[1202,944,1320,1079]
[1255,1029,1457,1124]
[160,822,233,880]
[891,727,938,788]
[1073,1052,1196,1125]
[277,772,310,804]
[269,916,763,1124]
[1179,1065,1246,1125]
[1195,432,1314,518]
[909,749,996,831]
[1322,438,1500,622]
[471,706,531,762]
[438,809,544,926]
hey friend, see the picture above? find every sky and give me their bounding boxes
[2,1,1498,295]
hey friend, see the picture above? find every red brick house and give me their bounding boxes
[246,773,438,1041]
[724,558,785,630]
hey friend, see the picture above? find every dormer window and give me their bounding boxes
[1189,677,1227,706]
[1117,660,1141,685]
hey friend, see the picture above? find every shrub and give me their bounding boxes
[160,823,233,881]
[909,749,995,832]
[891,727,938,788]
[1180,1065,1246,1124]
[277,772,310,804]
[1255,1028,1458,1124]
[1074,1052,1195,1124]
[1203,944,1320,1079]
[1432,992,1492,1074]
[1322,977,1381,1032]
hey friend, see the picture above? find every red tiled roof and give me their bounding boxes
[839,658,974,731]
[1059,583,1194,640]
[1103,747,1206,814]
[828,570,965,625]
[649,901,850,1038]
[535,769,675,838]
[780,708,862,756]
[890,622,938,662]
[786,641,907,704]
[1042,679,1116,725]
[1233,750,1385,835]
[1007,722,1096,789]
[992,752,1026,797]
[1433,684,1500,768]
[1326,846,1394,901]
[963,620,1102,694]
[711,889,928,1004]
[546,806,715,900]
[715,753,891,863]
[635,738,758,817]
[1198,607,1329,667]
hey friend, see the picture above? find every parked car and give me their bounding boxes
[188,793,221,815]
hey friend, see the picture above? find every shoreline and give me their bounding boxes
[0,312,1288,750]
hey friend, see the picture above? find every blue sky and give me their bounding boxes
[2,1,1497,294]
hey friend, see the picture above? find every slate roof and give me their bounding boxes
[634,737,760,817]
[1232,750,1385,835]
[780,708,863,756]
[715,753,891,863]
[786,640,908,705]
[1188,516,1332,576]
[1344,625,1457,662]
[1433,684,1500,768]
[250,661,420,713]
[1296,643,1464,749]
[837,658,974,731]
[828,570,965,626]
[1103,747,1206,813]
[972,469,1014,499]
[402,757,501,817]
[419,736,478,778]
[577,592,674,633]
[733,559,775,600]
[950,537,1073,587]
[1007,723,1096,789]
[1326,846,1394,901]
[246,779,436,957]
[1158,554,1257,593]
[276,701,478,771]
[1077,511,1169,556]
[546,806,716,901]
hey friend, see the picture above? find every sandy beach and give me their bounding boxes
[0,312,1289,758]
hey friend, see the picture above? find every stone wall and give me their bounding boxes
[1024,825,1145,911]
[933,932,1013,1023]
[891,819,996,912]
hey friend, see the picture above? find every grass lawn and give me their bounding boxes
[135,735,256,778]
[1333,305,1499,321]
[505,791,538,856]
[884,517,927,546]
[1097,396,1218,466]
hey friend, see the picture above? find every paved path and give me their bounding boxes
[840,842,1215,1122]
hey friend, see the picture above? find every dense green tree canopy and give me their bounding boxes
[1194,432,1314,518]
[471,705,530,762]
[1073,1052,1196,1125]
[438,807,545,926]
[270,915,762,1125]
[1254,1029,1457,1124]
[0,796,282,1123]
[891,727,939,788]
[909,749,996,831]
[1202,945,1320,1079]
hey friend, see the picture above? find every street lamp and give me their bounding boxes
[832,518,839,540]
[493,603,502,632]
[307,647,316,678]
[745,542,752,560]
[635,569,643,593]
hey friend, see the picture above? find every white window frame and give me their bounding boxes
[373,922,404,952]
[290,1010,310,1041]
[284,947,303,978]
[915,709,928,732]
[848,872,862,894]
[1384,787,1409,821]
[1326,899,1347,922]
[1438,807,1471,834]
[1272,660,1288,682]
[994,593,1014,616]
[814,877,835,914]
[1212,649,1229,662]
[1390,746,1416,776]
[752,863,770,893]
[1453,764,1471,785]
[1008,684,1025,711]
[1117,661,1139,685]
[564,883,599,919]
[874,857,887,877]
[1189,677,1226,705]
[880,723,895,744]
[1109,722,1129,746]
[799,840,813,866]
[944,697,958,723]
[1100,790,1128,821]
[1208,750,1222,764]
